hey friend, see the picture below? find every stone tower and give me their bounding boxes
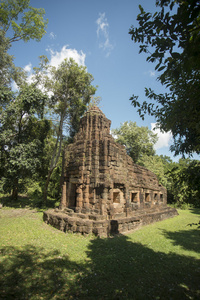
[44,106,178,236]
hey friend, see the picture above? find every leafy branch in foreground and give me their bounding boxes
[129,0,200,156]
[0,0,48,43]
[0,0,48,107]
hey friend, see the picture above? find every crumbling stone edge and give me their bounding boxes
[43,207,178,238]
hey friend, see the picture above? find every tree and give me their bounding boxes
[42,58,96,204]
[0,0,48,43]
[166,158,200,207]
[0,30,13,87]
[0,0,48,96]
[0,83,50,199]
[0,0,49,200]
[138,154,168,186]
[112,121,158,163]
[0,29,21,110]
[129,0,200,156]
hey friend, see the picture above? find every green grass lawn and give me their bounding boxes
[0,205,199,300]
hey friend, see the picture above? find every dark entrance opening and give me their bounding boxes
[69,183,77,208]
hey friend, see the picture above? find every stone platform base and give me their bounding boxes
[43,207,178,237]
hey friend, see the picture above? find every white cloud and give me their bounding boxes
[23,63,34,86]
[47,45,86,67]
[96,12,108,36]
[24,63,32,73]
[11,63,32,91]
[13,46,86,94]
[145,70,156,77]
[151,123,172,150]
[11,80,19,92]
[149,70,155,77]
[49,32,56,40]
[96,12,114,57]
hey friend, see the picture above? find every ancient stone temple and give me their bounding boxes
[44,106,178,237]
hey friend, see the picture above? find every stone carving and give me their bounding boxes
[44,106,178,237]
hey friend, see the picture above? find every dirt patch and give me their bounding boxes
[0,208,39,218]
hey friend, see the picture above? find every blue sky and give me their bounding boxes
[8,0,198,161]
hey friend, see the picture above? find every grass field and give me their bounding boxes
[0,203,199,300]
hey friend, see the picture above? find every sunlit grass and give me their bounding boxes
[0,206,199,299]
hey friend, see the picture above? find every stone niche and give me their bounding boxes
[43,106,178,237]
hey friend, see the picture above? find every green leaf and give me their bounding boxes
[171,52,180,59]
[157,66,166,72]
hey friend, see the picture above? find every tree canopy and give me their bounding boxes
[166,158,200,207]
[0,83,50,199]
[129,0,200,156]
[112,121,158,163]
[0,0,48,94]
[42,58,96,203]
[0,0,48,43]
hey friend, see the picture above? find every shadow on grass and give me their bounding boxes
[1,235,200,299]
[0,195,57,210]
[161,228,200,254]
[0,245,84,300]
[75,235,200,300]
[187,208,200,215]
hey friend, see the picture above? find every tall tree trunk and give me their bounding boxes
[43,113,64,206]
[12,178,18,200]
[43,168,53,206]
[11,114,23,201]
